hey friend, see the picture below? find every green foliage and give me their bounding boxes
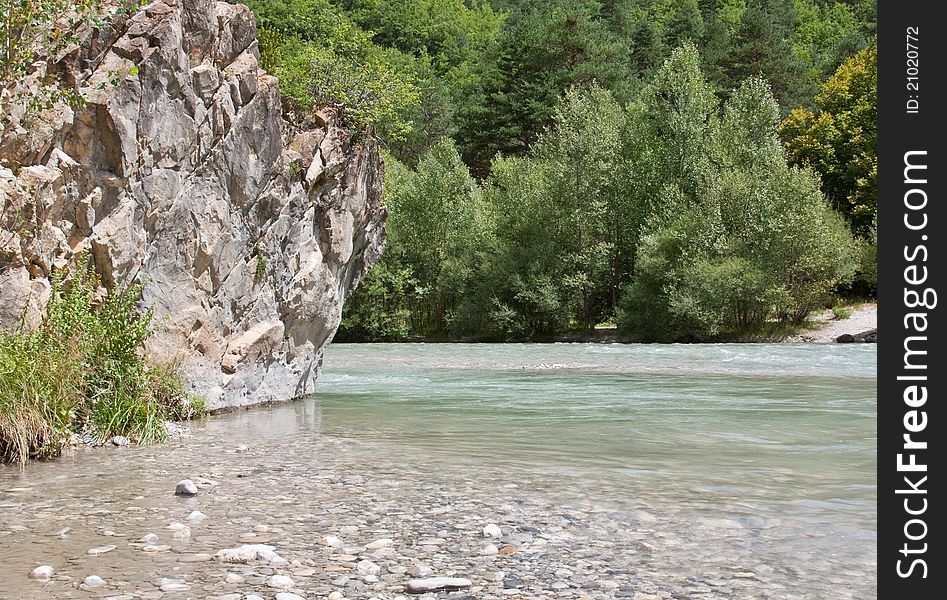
[780,42,876,236]
[248,0,421,140]
[337,261,416,341]
[0,262,204,464]
[617,63,856,340]
[456,0,632,175]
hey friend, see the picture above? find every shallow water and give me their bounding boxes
[1,343,876,599]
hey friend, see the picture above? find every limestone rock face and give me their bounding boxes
[0,0,386,409]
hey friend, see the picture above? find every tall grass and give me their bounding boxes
[0,261,204,464]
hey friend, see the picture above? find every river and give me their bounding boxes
[1,343,876,599]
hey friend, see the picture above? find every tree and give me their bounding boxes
[715,0,814,111]
[456,0,631,176]
[779,42,876,236]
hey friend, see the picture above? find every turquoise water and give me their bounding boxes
[316,342,877,595]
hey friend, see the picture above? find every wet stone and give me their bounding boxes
[174,480,198,496]
[29,565,54,580]
[406,577,473,593]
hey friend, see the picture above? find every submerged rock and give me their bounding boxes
[29,565,54,581]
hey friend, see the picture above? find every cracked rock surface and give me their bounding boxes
[0,0,386,409]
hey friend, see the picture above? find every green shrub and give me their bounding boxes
[0,261,204,464]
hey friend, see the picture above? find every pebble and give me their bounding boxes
[83,575,106,588]
[49,527,70,538]
[322,535,344,547]
[87,545,117,555]
[407,565,433,578]
[267,574,295,588]
[406,577,473,593]
[186,510,207,522]
[245,596,264,600]
[365,538,393,549]
[224,573,244,584]
[111,436,129,446]
[215,544,281,563]
[177,553,212,562]
[551,580,570,590]
[483,524,503,538]
[159,582,190,592]
[139,533,159,544]
[275,594,305,600]
[174,479,198,496]
[29,565,54,580]
[328,592,345,600]
[482,543,499,555]
[236,445,250,453]
[172,526,191,539]
[356,559,381,576]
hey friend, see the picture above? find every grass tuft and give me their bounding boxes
[0,260,205,465]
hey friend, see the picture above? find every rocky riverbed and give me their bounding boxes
[1,344,876,600]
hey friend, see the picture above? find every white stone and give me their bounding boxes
[83,575,106,588]
[215,544,281,563]
[328,592,345,600]
[224,573,244,584]
[406,578,473,593]
[482,524,503,538]
[407,565,433,578]
[322,535,344,547]
[29,565,54,580]
[364,538,393,549]
[186,511,207,522]
[275,594,305,600]
[267,574,294,589]
[482,544,499,555]
[356,560,381,576]
[87,545,117,555]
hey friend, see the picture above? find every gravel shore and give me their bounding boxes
[786,303,877,343]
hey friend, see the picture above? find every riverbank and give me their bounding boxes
[785,303,877,343]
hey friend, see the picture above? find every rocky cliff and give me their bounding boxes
[0,0,386,409]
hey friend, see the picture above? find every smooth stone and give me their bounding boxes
[236,445,250,453]
[84,575,106,588]
[224,573,244,584]
[174,480,198,496]
[270,556,290,567]
[246,596,265,600]
[111,436,129,446]
[483,524,503,538]
[365,538,393,549]
[49,527,70,538]
[406,578,473,593]
[481,544,499,556]
[88,545,117,555]
[364,574,379,583]
[322,535,344,547]
[275,594,305,600]
[172,526,191,539]
[215,544,280,563]
[186,511,207,522]
[29,565,55,580]
[356,560,381,576]
[139,533,159,544]
[267,574,295,589]
[551,581,570,590]
[328,592,345,600]
[159,582,190,592]
[178,553,212,562]
[407,565,433,578]
[142,545,171,552]
[253,524,271,533]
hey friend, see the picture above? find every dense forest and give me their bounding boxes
[243,0,877,341]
